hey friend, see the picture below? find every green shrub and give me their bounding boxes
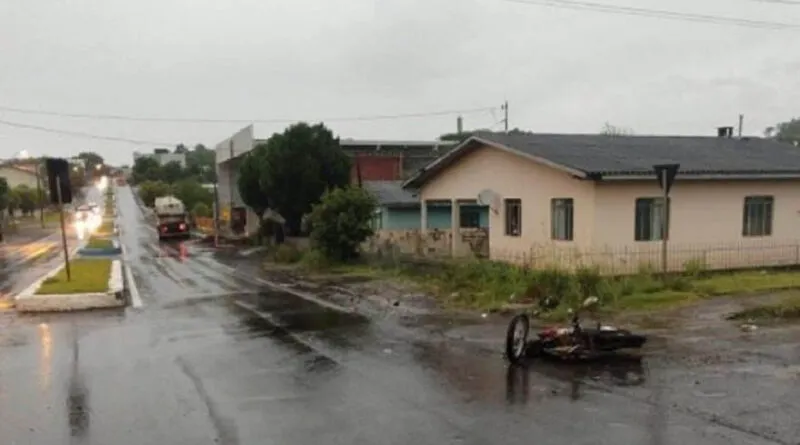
[272,244,302,263]
[300,249,330,271]
[307,186,377,262]
[683,257,708,278]
[192,202,211,217]
[573,266,603,297]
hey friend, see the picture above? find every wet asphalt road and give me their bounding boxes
[0,185,797,444]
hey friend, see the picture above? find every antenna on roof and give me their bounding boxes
[738,114,744,138]
[501,101,509,133]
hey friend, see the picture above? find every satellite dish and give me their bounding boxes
[477,189,502,213]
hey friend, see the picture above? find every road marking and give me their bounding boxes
[120,244,143,309]
[124,264,143,309]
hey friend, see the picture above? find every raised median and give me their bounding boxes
[15,258,125,312]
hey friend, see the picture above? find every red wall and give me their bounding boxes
[350,154,402,182]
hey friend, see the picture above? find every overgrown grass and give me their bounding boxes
[36,259,112,295]
[266,248,800,318]
[727,291,800,321]
[86,236,113,249]
[96,220,115,234]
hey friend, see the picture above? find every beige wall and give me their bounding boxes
[419,145,596,262]
[416,143,800,273]
[592,180,800,272]
[0,167,39,189]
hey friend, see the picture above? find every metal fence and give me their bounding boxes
[489,240,800,275]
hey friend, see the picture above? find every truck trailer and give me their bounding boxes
[154,195,191,241]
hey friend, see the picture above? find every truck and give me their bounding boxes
[154,195,191,241]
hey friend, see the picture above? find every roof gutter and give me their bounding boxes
[597,173,800,181]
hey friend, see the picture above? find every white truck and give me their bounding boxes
[154,195,191,241]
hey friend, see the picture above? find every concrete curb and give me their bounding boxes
[120,243,143,308]
[15,259,125,313]
[14,239,87,301]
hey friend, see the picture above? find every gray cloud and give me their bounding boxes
[1,0,799,164]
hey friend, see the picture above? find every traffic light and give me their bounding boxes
[45,157,73,205]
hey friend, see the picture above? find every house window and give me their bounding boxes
[504,199,521,236]
[459,207,481,228]
[551,198,574,241]
[634,198,670,241]
[742,196,773,237]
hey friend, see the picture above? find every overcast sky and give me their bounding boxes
[1,0,798,165]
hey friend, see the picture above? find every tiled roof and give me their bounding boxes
[363,180,418,206]
[404,132,800,188]
[476,132,800,176]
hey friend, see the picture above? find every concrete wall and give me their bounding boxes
[215,125,260,235]
[0,167,39,189]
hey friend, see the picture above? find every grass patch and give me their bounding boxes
[282,251,800,318]
[727,291,800,321]
[36,259,112,295]
[97,219,115,234]
[86,236,113,249]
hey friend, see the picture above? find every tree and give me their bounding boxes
[600,122,634,136]
[0,178,9,214]
[186,144,216,182]
[77,151,104,170]
[137,180,173,207]
[257,122,351,235]
[175,143,189,154]
[308,186,377,261]
[171,179,213,212]
[131,156,163,184]
[69,166,87,201]
[192,202,211,217]
[439,127,526,143]
[237,148,271,233]
[161,161,186,183]
[765,118,800,144]
[14,185,38,216]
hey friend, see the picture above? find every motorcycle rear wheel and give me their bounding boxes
[505,314,530,365]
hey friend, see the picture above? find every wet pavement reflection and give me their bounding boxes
[0,185,796,444]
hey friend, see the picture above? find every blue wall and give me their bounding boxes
[373,204,489,230]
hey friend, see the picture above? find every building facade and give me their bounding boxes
[404,131,800,273]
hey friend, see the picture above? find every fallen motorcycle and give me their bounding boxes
[505,296,647,365]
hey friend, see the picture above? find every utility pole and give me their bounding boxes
[35,162,45,228]
[738,114,744,138]
[501,101,509,133]
[228,140,235,234]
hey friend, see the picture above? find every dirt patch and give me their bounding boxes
[261,262,444,316]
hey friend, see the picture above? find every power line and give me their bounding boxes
[0,118,175,146]
[0,104,497,124]
[753,0,800,5]
[499,0,800,29]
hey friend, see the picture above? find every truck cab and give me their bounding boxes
[154,195,191,241]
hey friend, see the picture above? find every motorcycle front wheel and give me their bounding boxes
[505,314,530,365]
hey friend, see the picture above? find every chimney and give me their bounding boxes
[717,126,734,138]
[457,116,463,134]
